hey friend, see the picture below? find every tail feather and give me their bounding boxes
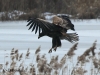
[61,33,79,43]
[68,33,79,41]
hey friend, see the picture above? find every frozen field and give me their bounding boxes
[0,19,100,75]
[0,20,100,50]
[0,20,100,58]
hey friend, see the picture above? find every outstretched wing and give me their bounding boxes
[27,18,64,35]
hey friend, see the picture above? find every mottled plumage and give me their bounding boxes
[26,15,79,53]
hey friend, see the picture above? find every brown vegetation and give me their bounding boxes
[0,41,100,75]
[0,0,100,20]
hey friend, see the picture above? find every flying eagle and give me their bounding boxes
[27,15,79,53]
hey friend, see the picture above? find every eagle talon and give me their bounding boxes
[53,47,57,51]
[48,48,52,53]
[38,36,40,39]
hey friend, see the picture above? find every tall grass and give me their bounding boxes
[0,40,100,75]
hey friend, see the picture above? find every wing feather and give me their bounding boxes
[27,19,33,26]
[27,18,56,36]
[39,19,52,30]
[28,22,35,30]
[31,23,36,32]
[35,23,38,34]
[38,25,41,35]
[37,21,48,34]
[27,17,67,37]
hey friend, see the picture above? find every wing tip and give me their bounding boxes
[27,18,33,22]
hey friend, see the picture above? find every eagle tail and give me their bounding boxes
[63,33,79,43]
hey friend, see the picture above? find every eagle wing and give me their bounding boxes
[27,18,65,35]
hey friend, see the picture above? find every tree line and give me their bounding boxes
[0,0,100,20]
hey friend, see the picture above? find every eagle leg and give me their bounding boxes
[53,36,61,52]
[48,48,52,53]
[48,37,57,53]
[53,47,57,51]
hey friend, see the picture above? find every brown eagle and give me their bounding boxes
[27,15,79,53]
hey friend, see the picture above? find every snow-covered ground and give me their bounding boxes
[0,20,100,75]
[0,20,100,54]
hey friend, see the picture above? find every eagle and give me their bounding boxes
[26,15,79,53]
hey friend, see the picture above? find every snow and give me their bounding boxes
[0,20,100,75]
[43,12,100,25]
[0,20,100,48]
[71,19,100,25]
[0,10,26,20]
[42,12,73,20]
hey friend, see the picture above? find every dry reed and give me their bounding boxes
[0,40,100,75]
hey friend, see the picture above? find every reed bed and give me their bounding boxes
[0,40,100,75]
